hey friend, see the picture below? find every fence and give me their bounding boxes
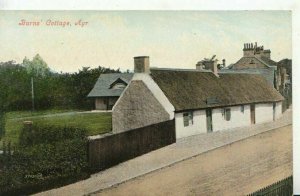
[247,176,293,196]
[88,120,176,172]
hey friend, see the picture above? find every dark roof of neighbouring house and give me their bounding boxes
[87,73,134,97]
[233,56,276,69]
[150,69,284,111]
[219,68,275,87]
[260,56,277,66]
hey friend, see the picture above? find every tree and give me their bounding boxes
[23,54,50,77]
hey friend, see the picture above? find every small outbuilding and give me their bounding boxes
[87,73,133,110]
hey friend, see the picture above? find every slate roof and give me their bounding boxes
[219,68,275,87]
[150,69,284,112]
[233,56,276,69]
[260,56,277,66]
[228,56,278,87]
[87,73,134,97]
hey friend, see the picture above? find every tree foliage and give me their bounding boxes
[23,54,50,77]
[0,55,120,111]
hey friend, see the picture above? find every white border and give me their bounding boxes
[0,0,299,194]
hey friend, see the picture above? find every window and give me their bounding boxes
[183,112,193,127]
[241,105,244,113]
[112,83,126,89]
[224,108,231,121]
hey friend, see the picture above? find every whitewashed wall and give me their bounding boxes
[212,105,251,132]
[255,103,274,124]
[175,110,207,139]
[95,98,106,110]
[275,101,282,120]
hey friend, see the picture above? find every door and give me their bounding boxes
[273,103,276,121]
[206,109,213,132]
[250,104,255,124]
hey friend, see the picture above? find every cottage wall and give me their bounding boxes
[212,105,251,131]
[255,103,274,124]
[112,80,170,133]
[175,110,207,139]
[275,101,282,120]
[95,98,106,110]
[95,97,118,110]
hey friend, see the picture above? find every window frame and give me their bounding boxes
[183,111,193,127]
[224,108,231,121]
[241,105,244,113]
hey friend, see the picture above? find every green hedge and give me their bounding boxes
[0,124,89,195]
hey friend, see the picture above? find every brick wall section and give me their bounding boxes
[112,80,170,133]
[88,120,175,172]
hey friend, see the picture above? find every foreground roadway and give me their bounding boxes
[97,125,292,196]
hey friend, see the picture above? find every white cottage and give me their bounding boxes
[112,56,284,140]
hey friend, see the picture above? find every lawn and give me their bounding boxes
[1,110,112,147]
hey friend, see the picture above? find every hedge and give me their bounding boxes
[0,124,89,195]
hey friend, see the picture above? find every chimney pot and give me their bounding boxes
[134,56,150,73]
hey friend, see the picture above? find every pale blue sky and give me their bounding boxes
[0,11,291,72]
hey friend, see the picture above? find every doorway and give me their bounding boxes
[273,103,276,121]
[206,109,213,132]
[250,104,255,124]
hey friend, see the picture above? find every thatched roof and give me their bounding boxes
[87,73,133,97]
[150,69,283,112]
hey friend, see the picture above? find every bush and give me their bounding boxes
[19,123,86,147]
[0,124,89,195]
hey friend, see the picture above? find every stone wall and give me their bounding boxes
[112,80,170,133]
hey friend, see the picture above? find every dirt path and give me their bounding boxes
[97,125,292,196]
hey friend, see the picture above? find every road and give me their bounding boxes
[97,125,292,196]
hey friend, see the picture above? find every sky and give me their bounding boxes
[0,11,292,73]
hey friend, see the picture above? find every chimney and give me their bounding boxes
[211,60,219,77]
[134,56,150,73]
[263,49,271,59]
[196,61,204,70]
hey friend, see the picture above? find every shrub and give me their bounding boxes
[19,123,86,147]
[0,124,89,195]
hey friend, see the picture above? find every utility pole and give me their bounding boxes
[31,77,35,111]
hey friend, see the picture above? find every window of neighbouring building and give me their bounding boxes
[112,83,126,89]
[183,111,193,127]
[224,108,231,121]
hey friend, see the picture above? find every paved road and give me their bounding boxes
[97,125,292,196]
